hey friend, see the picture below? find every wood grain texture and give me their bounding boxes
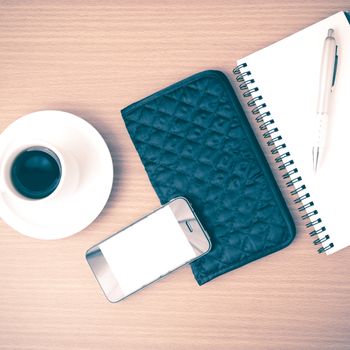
[0,1,350,349]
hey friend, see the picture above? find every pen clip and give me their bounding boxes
[332,45,338,87]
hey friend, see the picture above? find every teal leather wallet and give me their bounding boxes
[121,70,296,285]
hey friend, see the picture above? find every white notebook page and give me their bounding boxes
[237,12,350,254]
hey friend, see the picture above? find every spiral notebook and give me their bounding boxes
[234,11,350,254]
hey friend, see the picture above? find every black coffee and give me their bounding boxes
[11,147,61,199]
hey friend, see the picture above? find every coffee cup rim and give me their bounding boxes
[0,141,67,202]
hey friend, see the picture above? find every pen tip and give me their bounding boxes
[327,28,334,37]
[312,147,319,173]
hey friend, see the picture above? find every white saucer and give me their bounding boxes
[0,110,114,239]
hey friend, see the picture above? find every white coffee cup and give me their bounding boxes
[0,139,79,202]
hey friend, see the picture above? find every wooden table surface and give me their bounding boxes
[1,1,349,349]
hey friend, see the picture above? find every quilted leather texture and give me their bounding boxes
[121,70,295,285]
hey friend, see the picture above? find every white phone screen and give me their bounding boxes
[99,205,196,296]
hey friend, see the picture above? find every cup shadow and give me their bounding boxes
[45,106,123,231]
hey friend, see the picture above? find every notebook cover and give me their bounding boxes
[121,70,296,285]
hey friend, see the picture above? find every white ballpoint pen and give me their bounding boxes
[313,28,338,173]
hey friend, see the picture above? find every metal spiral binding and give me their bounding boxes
[233,62,333,254]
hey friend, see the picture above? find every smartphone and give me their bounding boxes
[86,197,211,302]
